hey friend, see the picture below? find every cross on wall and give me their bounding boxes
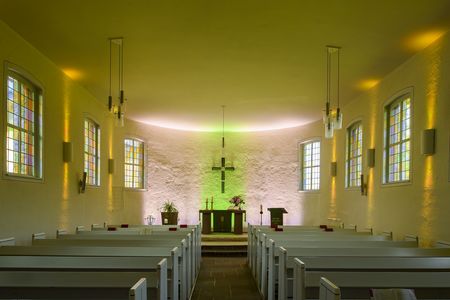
[212,152,235,193]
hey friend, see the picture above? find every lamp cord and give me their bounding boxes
[109,39,112,97]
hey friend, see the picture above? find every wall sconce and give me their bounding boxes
[360,174,368,196]
[62,142,72,163]
[330,161,337,177]
[367,148,375,168]
[421,128,436,155]
[108,158,115,174]
[79,172,87,194]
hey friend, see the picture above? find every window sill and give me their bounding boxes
[298,189,320,194]
[381,181,411,188]
[2,172,44,183]
[124,188,148,192]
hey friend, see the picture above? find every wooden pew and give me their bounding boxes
[129,278,147,300]
[286,253,450,300]
[62,228,199,286]
[57,229,197,294]
[0,238,15,246]
[33,238,190,300]
[0,256,168,300]
[248,224,370,274]
[262,239,418,300]
[31,232,46,241]
[255,231,396,292]
[0,245,181,300]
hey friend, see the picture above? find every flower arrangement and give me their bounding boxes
[229,195,245,208]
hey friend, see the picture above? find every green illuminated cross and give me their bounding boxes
[212,137,235,193]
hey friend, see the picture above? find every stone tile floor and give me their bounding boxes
[191,257,262,300]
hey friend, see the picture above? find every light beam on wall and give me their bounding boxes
[419,38,442,247]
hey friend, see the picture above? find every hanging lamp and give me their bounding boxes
[107,37,126,127]
[322,45,343,138]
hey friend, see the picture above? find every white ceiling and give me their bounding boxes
[0,0,449,131]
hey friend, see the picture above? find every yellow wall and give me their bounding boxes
[0,18,449,247]
[0,20,121,244]
[318,32,450,246]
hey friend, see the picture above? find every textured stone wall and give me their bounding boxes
[117,120,326,226]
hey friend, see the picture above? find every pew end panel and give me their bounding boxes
[293,258,305,300]
[319,277,341,300]
[129,278,147,300]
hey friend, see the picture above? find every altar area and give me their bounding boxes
[199,209,246,234]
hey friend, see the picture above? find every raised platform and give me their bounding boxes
[201,233,248,256]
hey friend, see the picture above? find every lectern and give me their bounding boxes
[267,208,288,227]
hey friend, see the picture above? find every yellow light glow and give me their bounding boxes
[405,29,446,52]
[329,177,337,219]
[329,136,337,219]
[107,118,114,214]
[62,68,83,80]
[60,77,70,229]
[358,79,380,90]
[418,37,441,247]
[366,169,374,226]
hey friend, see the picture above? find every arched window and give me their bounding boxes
[5,68,43,179]
[383,94,411,184]
[346,122,363,188]
[124,138,145,189]
[84,118,100,186]
[300,140,321,191]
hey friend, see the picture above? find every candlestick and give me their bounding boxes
[211,195,214,210]
[206,197,209,210]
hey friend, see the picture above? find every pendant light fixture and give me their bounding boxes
[323,45,343,138]
[107,37,126,127]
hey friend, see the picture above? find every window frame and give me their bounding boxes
[3,62,44,181]
[123,137,146,191]
[345,121,363,189]
[299,139,321,192]
[83,117,101,187]
[382,90,413,185]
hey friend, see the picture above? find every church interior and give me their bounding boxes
[0,1,450,299]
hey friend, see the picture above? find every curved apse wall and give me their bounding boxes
[116,119,326,226]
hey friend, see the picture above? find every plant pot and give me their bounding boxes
[161,212,178,225]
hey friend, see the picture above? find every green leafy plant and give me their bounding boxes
[162,201,178,213]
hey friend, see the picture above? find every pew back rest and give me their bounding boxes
[435,240,450,248]
[0,237,15,246]
[76,225,86,233]
[56,229,67,238]
[404,234,419,244]
[32,232,46,241]
[319,277,341,300]
[129,277,147,300]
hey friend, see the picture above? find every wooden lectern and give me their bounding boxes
[267,208,288,227]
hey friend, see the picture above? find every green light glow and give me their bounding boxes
[200,132,246,211]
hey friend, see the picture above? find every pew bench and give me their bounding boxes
[0,245,181,300]
[0,256,168,300]
[260,238,419,299]
[286,254,450,300]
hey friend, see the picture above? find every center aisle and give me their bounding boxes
[192,257,262,300]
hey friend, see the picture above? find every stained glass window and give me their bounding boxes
[124,138,145,189]
[383,95,411,183]
[301,140,321,191]
[84,119,100,186]
[346,122,363,187]
[5,72,42,178]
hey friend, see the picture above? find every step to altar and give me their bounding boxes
[201,233,248,256]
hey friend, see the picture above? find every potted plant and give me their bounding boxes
[161,201,178,225]
[229,195,245,210]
